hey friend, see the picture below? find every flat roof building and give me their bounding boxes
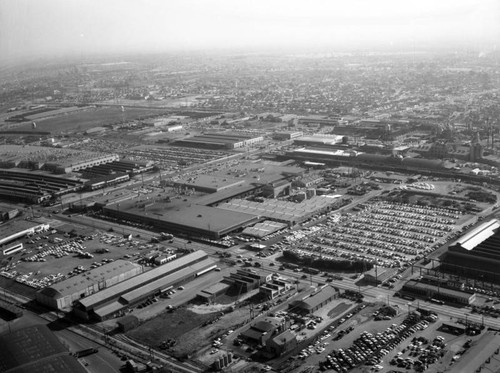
[402,280,476,305]
[103,204,260,239]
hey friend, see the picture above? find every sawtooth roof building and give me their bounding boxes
[442,219,500,283]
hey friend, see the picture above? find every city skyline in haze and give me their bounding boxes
[1,0,499,63]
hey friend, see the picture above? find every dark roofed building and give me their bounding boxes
[442,219,500,283]
[240,317,285,345]
[266,329,298,356]
[0,324,87,373]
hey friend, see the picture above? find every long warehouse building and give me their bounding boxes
[73,250,216,320]
[36,260,143,310]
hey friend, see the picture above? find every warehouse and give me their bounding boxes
[289,286,339,315]
[174,132,264,149]
[103,203,260,239]
[401,280,476,305]
[36,260,143,310]
[174,174,244,193]
[197,282,231,302]
[73,250,215,320]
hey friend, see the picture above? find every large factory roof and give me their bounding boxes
[136,204,259,234]
[292,147,360,158]
[452,219,500,251]
[175,174,244,191]
[0,144,117,169]
[218,195,340,224]
[0,325,87,373]
[38,260,142,299]
[78,250,208,308]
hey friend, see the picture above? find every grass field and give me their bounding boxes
[13,106,168,134]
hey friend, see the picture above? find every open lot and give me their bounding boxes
[12,106,167,134]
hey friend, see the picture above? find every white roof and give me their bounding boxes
[455,219,500,251]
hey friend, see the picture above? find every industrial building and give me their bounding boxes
[197,282,231,302]
[442,219,500,282]
[173,175,245,193]
[72,250,215,320]
[0,325,87,373]
[103,203,260,239]
[225,268,272,293]
[0,169,84,204]
[242,220,288,239]
[36,260,143,310]
[293,135,344,147]
[289,286,339,315]
[240,317,286,345]
[218,195,341,226]
[266,330,298,357]
[174,132,264,149]
[0,222,50,254]
[451,332,500,373]
[362,267,398,285]
[273,131,303,140]
[260,275,293,300]
[401,280,476,305]
[0,144,119,174]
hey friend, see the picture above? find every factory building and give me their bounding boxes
[103,204,260,239]
[72,250,215,320]
[266,330,298,357]
[401,280,476,305]
[240,317,286,345]
[442,219,500,283]
[174,132,264,149]
[225,268,272,293]
[288,286,339,315]
[217,195,341,226]
[36,260,143,310]
[260,275,293,300]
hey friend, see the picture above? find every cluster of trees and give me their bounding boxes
[282,250,373,272]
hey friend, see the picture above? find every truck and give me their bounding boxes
[74,348,98,358]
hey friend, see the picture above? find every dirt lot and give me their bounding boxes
[126,303,252,360]
[13,106,166,134]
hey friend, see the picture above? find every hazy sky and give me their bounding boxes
[1,0,499,61]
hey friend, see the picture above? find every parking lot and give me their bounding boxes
[285,200,463,269]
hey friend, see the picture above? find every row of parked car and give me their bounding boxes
[319,312,432,372]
